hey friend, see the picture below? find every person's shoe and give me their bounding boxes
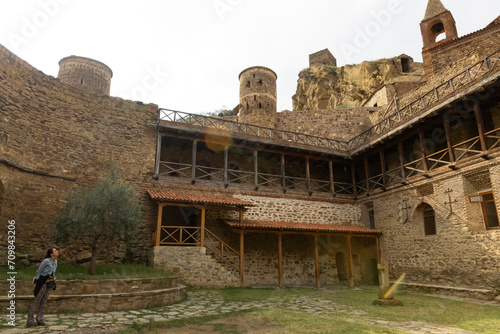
[26,322,38,327]
[36,320,45,326]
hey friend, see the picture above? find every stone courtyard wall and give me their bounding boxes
[370,160,500,295]
[0,43,158,264]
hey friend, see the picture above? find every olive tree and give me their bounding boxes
[53,165,142,275]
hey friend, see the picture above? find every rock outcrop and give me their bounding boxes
[292,56,425,111]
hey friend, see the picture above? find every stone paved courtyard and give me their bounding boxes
[1,289,496,334]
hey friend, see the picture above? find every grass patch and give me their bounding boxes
[251,308,405,334]
[2,263,172,281]
[219,286,316,302]
[320,289,500,334]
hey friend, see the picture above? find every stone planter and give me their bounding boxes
[0,276,186,313]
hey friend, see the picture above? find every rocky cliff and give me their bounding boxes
[292,57,424,111]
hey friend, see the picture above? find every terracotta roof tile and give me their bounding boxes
[147,189,254,207]
[222,219,382,235]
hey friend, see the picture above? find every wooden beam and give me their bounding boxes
[154,134,162,177]
[278,233,283,288]
[223,147,229,187]
[253,150,259,191]
[379,150,387,187]
[442,112,456,163]
[156,203,164,246]
[398,141,406,182]
[200,208,206,248]
[314,235,320,289]
[418,129,429,172]
[328,160,335,196]
[351,163,358,197]
[473,101,488,152]
[231,229,380,238]
[281,154,286,191]
[191,140,198,184]
[240,231,245,287]
[306,158,311,194]
[364,158,370,194]
[346,235,355,288]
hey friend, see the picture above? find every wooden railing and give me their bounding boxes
[157,109,348,152]
[152,226,240,272]
[204,229,240,271]
[347,49,500,151]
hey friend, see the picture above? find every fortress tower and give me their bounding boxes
[238,66,278,128]
[57,56,113,95]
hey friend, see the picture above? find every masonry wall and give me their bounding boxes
[372,162,500,295]
[277,108,373,142]
[423,23,500,76]
[0,43,158,265]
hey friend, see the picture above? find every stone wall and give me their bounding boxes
[0,42,158,264]
[0,277,185,312]
[371,161,500,295]
[277,108,373,142]
[233,194,361,225]
[422,22,500,76]
[150,246,240,287]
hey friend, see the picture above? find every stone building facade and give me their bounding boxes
[1,0,499,301]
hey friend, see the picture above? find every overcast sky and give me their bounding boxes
[1,1,499,114]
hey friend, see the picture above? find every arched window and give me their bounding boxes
[422,204,436,235]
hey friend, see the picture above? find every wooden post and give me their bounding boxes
[364,158,370,194]
[156,203,164,247]
[329,160,335,195]
[253,150,259,190]
[191,140,198,184]
[418,129,429,172]
[223,147,229,187]
[443,113,456,163]
[200,208,206,248]
[154,134,162,177]
[240,231,245,287]
[278,233,283,288]
[379,150,387,187]
[473,101,488,152]
[306,158,311,194]
[398,141,406,182]
[281,154,286,191]
[346,235,355,288]
[314,235,320,289]
[351,163,358,197]
[375,236,381,264]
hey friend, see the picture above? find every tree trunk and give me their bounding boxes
[88,246,99,275]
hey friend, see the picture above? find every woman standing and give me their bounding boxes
[26,248,58,327]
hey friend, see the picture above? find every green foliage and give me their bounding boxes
[4,263,172,281]
[53,164,142,275]
[206,105,234,117]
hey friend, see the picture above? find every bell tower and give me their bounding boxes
[420,0,458,49]
[420,0,458,75]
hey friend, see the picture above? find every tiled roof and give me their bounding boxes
[222,219,382,235]
[423,0,448,21]
[147,189,254,207]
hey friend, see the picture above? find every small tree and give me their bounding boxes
[53,165,142,275]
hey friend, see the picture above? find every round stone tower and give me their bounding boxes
[238,66,277,128]
[57,56,113,95]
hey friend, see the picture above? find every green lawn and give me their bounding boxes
[2,263,172,281]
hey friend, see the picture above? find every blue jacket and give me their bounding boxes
[35,258,57,279]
